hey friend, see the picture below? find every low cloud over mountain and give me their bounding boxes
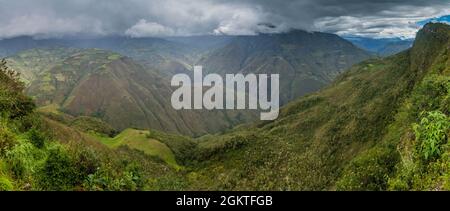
[0,0,449,39]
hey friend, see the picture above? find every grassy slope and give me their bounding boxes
[37,117,182,190]
[92,129,180,169]
[184,54,415,190]
[38,108,180,169]
[174,23,450,190]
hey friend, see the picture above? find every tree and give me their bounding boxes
[0,59,35,119]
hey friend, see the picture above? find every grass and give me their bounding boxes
[37,104,62,115]
[107,54,121,60]
[91,129,180,170]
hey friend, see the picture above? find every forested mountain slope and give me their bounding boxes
[180,23,450,190]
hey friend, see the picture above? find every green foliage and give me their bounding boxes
[411,75,450,117]
[194,134,256,161]
[37,146,76,190]
[6,140,47,181]
[388,137,450,191]
[0,59,35,119]
[413,111,450,162]
[82,160,145,191]
[146,129,197,165]
[336,146,399,191]
[0,177,13,191]
[67,145,101,186]
[1,58,169,191]
[0,122,16,156]
[28,128,46,149]
[69,116,117,137]
[95,129,180,169]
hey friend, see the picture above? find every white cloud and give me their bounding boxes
[0,0,448,39]
[314,5,450,38]
[125,20,175,37]
[0,14,105,39]
[213,7,264,35]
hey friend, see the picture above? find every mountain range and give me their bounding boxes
[3,29,371,135]
[199,30,370,104]
[345,37,414,57]
[180,23,450,190]
[0,23,448,191]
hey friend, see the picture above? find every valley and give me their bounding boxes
[4,28,370,136]
[0,23,448,191]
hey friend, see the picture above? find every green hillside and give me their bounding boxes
[1,23,448,191]
[0,60,185,190]
[92,129,180,169]
[6,29,374,136]
[177,23,450,190]
[6,47,80,84]
[9,48,256,136]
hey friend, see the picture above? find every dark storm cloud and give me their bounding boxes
[0,0,448,39]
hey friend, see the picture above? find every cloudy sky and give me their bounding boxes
[0,0,449,39]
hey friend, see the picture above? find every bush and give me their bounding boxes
[6,141,47,181]
[28,128,45,149]
[68,146,101,185]
[413,111,450,163]
[411,75,450,118]
[0,59,35,119]
[0,123,16,156]
[83,161,145,191]
[37,146,76,190]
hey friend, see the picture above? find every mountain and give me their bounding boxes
[198,30,371,104]
[345,37,414,56]
[0,36,67,57]
[4,30,373,135]
[12,49,256,136]
[176,23,450,190]
[1,23,448,191]
[77,37,199,77]
[5,47,81,84]
[0,36,196,77]
[164,35,233,51]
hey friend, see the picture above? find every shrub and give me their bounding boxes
[0,59,35,119]
[82,161,146,191]
[68,146,101,185]
[413,111,450,163]
[411,75,450,118]
[0,123,16,156]
[28,128,45,149]
[37,146,76,190]
[6,141,46,180]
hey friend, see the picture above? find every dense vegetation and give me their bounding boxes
[0,59,185,190]
[175,23,450,190]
